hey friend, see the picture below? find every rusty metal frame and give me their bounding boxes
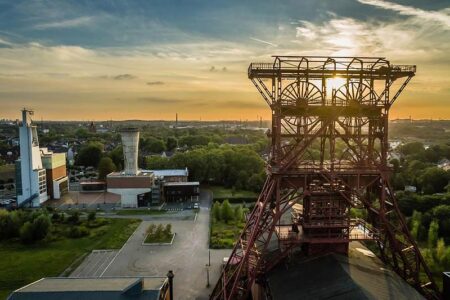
[212,56,439,300]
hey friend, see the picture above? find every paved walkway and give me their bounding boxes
[70,250,118,277]
[101,191,230,299]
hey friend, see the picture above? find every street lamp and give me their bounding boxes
[167,270,174,300]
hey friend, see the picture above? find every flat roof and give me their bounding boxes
[107,171,153,178]
[12,276,166,292]
[267,242,424,300]
[164,181,199,186]
[143,169,188,177]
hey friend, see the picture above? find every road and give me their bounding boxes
[71,190,231,300]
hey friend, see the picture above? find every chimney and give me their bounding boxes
[120,128,139,175]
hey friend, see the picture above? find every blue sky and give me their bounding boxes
[0,0,449,120]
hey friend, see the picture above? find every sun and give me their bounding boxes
[326,77,347,91]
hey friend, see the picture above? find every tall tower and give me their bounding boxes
[211,56,440,299]
[16,109,48,206]
[119,128,139,176]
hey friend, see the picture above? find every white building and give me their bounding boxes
[16,109,48,207]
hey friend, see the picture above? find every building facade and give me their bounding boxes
[16,109,48,207]
[41,148,68,199]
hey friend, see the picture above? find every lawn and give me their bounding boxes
[0,218,141,299]
[208,185,258,201]
[116,209,169,216]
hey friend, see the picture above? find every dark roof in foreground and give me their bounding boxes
[8,276,167,300]
[267,242,424,300]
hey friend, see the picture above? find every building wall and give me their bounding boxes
[164,175,188,182]
[42,152,66,169]
[108,187,151,208]
[163,184,199,202]
[45,165,67,198]
[107,176,153,189]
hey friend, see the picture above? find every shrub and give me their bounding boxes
[164,224,172,236]
[0,210,19,239]
[51,212,61,222]
[67,212,80,224]
[212,201,221,221]
[19,222,34,244]
[147,224,156,235]
[68,226,90,238]
[32,215,51,241]
[87,211,96,222]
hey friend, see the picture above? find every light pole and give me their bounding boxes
[167,270,174,300]
[206,264,210,288]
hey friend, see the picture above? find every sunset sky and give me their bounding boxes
[0,0,449,121]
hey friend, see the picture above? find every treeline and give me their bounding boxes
[390,142,450,194]
[0,209,103,244]
[73,127,269,185]
[147,144,266,191]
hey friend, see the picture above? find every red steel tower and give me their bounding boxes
[210,56,440,299]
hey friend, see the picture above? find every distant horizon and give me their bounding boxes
[2,116,450,123]
[0,1,449,120]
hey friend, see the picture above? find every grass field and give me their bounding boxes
[115,209,169,216]
[0,218,141,299]
[208,185,258,200]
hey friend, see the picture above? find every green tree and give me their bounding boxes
[75,142,104,167]
[436,238,446,265]
[221,200,233,223]
[410,210,424,241]
[142,137,166,154]
[108,146,124,170]
[98,157,116,180]
[247,172,265,192]
[400,142,424,156]
[235,205,243,222]
[428,219,439,248]
[419,167,449,194]
[166,137,178,151]
[212,201,221,221]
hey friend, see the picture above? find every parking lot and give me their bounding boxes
[70,190,231,300]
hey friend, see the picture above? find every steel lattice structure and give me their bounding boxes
[210,56,441,300]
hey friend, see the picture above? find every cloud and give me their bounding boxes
[357,0,450,28]
[113,74,136,80]
[146,81,164,85]
[0,38,14,47]
[250,37,278,47]
[293,15,450,60]
[34,16,94,30]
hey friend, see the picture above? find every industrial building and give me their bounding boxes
[41,148,68,199]
[15,109,68,207]
[107,128,199,208]
[144,169,199,205]
[7,276,173,300]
